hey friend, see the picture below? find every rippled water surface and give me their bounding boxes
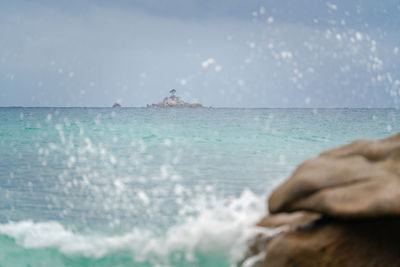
[0,107,398,266]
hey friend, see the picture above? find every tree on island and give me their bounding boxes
[169,89,176,97]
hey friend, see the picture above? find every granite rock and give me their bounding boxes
[269,133,400,218]
[243,133,400,267]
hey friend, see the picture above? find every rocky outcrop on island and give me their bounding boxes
[112,102,121,108]
[243,133,400,267]
[147,95,203,108]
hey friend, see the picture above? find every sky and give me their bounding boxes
[0,0,400,107]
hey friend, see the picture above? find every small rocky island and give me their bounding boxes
[243,133,400,267]
[147,89,203,108]
[112,102,121,108]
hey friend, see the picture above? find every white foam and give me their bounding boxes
[0,189,267,265]
[0,220,149,258]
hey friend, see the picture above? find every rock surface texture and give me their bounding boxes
[244,133,400,267]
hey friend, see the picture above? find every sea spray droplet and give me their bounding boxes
[114,180,125,194]
[326,2,337,10]
[174,184,185,196]
[201,58,215,68]
[137,190,150,205]
[164,139,172,146]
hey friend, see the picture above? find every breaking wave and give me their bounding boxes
[0,190,269,267]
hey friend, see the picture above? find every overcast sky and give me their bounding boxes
[1,0,400,107]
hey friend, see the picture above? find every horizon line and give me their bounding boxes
[0,106,398,109]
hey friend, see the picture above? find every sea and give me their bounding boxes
[0,107,398,267]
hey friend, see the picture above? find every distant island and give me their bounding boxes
[147,89,203,108]
[112,102,121,108]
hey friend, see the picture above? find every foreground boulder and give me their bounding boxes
[269,132,400,218]
[245,212,400,267]
[244,133,400,267]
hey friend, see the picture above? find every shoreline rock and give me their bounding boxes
[247,212,400,267]
[244,133,400,266]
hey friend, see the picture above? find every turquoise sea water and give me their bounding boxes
[0,107,399,267]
